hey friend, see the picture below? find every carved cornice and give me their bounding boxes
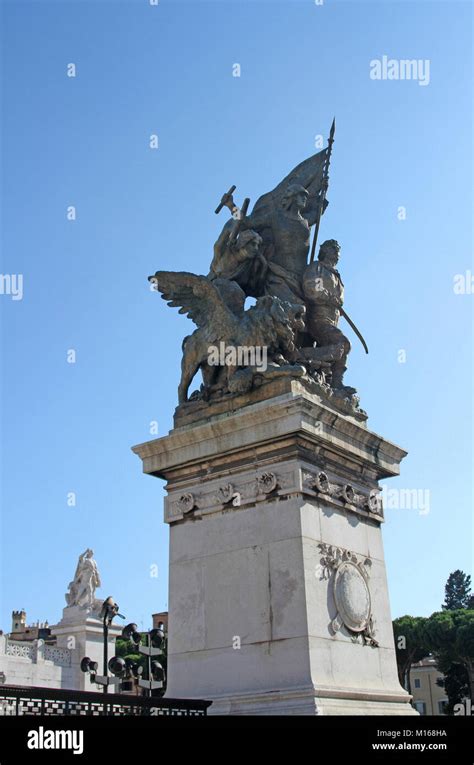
[164,463,383,524]
[303,470,383,519]
[132,386,408,483]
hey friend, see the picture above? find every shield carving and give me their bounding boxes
[333,560,371,633]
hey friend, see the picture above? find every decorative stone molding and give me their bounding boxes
[318,544,378,647]
[44,646,72,667]
[313,470,330,494]
[367,489,381,512]
[256,472,279,494]
[332,483,356,504]
[164,466,383,525]
[176,493,196,514]
[6,640,34,659]
[164,466,296,523]
[217,483,235,504]
[304,471,383,517]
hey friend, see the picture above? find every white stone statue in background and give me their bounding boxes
[65,549,101,610]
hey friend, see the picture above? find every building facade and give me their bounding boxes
[0,632,73,690]
[409,657,448,715]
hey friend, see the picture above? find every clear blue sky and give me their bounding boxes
[1,0,472,635]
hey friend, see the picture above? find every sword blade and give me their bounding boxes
[340,307,369,354]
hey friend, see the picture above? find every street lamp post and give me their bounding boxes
[122,622,166,697]
[80,600,166,698]
[80,596,125,694]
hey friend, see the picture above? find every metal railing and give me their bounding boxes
[0,684,211,716]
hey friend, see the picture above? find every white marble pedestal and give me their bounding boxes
[52,606,121,692]
[133,381,416,715]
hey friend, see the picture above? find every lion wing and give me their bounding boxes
[149,271,235,332]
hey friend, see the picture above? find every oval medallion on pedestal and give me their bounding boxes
[333,561,371,632]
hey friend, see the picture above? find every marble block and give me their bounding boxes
[51,606,121,692]
[132,381,417,715]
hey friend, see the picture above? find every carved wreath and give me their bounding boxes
[306,472,382,514]
[318,544,378,647]
[177,493,195,514]
[256,472,279,494]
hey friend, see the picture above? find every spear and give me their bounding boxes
[309,117,335,264]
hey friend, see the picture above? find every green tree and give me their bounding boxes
[115,636,147,678]
[436,662,470,715]
[423,610,474,704]
[442,570,472,610]
[115,630,168,697]
[435,570,473,713]
[392,616,430,694]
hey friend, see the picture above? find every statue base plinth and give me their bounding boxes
[133,384,416,715]
[209,686,415,716]
[174,375,367,429]
[51,606,121,692]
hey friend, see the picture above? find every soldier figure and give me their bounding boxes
[302,239,354,394]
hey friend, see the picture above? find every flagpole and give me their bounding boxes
[309,117,335,264]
